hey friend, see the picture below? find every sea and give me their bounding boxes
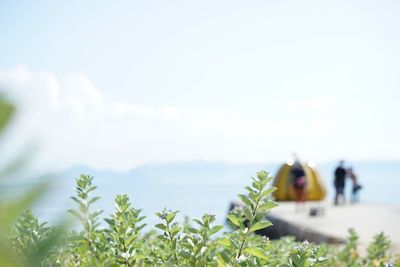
[27,161,400,228]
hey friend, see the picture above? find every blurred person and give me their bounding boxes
[348,167,362,203]
[334,160,347,205]
[291,161,308,211]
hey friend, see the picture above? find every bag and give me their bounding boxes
[294,176,306,187]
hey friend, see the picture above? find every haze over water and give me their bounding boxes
[35,161,400,227]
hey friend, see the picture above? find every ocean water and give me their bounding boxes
[33,161,400,228]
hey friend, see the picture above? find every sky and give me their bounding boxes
[0,0,399,172]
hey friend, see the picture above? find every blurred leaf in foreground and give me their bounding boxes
[0,95,64,267]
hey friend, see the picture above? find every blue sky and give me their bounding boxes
[0,0,399,171]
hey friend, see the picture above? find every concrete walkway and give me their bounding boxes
[267,202,400,254]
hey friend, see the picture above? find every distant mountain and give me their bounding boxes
[36,160,400,226]
[61,160,400,184]
[61,161,279,184]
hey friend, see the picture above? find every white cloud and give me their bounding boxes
[1,66,396,172]
[288,96,333,112]
[0,66,293,171]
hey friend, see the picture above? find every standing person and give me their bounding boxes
[348,167,362,203]
[291,161,307,211]
[334,160,347,205]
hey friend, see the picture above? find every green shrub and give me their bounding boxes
[3,172,399,267]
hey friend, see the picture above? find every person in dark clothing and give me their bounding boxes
[291,161,307,211]
[334,160,347,205]
[348,167,362,203]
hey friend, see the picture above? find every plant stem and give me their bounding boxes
[122,242,132,267]
[236,196,261,261]
[166,221,178,265]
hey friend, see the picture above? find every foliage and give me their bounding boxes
[105,194,147,266]
[8,210,51,260]
[4,173,400,267]
[220,170,278,266]
[336,228,361,267]
[366,232,391,267]
[0,95,64,267]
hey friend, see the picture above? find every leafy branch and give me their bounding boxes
[104,194,146,266]
[226,170,278,265]
[155,208,181,265]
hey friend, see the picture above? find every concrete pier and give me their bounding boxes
[265,202,400,253]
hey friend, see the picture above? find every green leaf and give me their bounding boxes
[244,207,253,221]
[0,96,15,134]
[155,223,167,231]
[216,238,232,248]
[171,225,181,236]
[249,192,258,202]
[261,187,277,198]
[226,214,241,227]
[259,200,279,211]
[29,223,67,266]
[88,196,100,205]
[166,211,178,223]
[193,218,203,226]
[0,153,32,181]
[137,215,146,222]
[89,210,103,220]
[126,234,137,247]
[188,227,199,234]
[68,209,83,221]
[245,186,256,194]
[70,196,82,205]
[86,185,97,194]
[249,220,273,233]
[104,218,115,226]
[179,251,192,259]
[0,181,49,227]
[316,245,326,258]
[209,225,224,236]
[136,223,147,232]
[256,171,267,181]
[265,176,273,184]
[238,194,253,207]
[243,247,269,260]
[251,180,262,191]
